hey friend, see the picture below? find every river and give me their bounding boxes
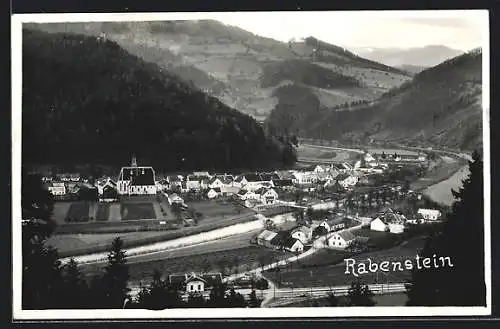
[423,166,470,206]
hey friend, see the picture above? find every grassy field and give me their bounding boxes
[51,211,260,257]
[95,203,110,221]
[410,157,464,192]
[263,237,425,288]
[82,246,292,283]
[187,200,249,218]
[121,202,156,220]
[46,231,171,255]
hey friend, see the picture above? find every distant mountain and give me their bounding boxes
[353,45,465,68]
[267,49,483,151]
[396,64,428,75]
[25,21,411,121]
[22,28,297,171]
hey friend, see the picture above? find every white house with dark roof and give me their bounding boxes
[237,189,258,201]
[256,187,279,205]
[327,230,356,249]
[117,155,157,195]
[283,237,304,253]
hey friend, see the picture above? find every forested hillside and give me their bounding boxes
[22,29,296,171]
[267,49,483,151]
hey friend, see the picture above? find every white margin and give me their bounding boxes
[11,10,491,320]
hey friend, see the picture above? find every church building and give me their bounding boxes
[117,155,157,195]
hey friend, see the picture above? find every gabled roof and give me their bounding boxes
[291,225,312,235]
[283,236,302,249]
[337,230,356,241]
[185,273,207,283]
[273,179,294,187]
[324,217,345,227]
[258,230,278,242]
[237,189,249,195]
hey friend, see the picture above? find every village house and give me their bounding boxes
[220,185,240,197]
[169,272,223,294]
[370,208,407,234]
[336,173,358,189]
[319,217,347,232]
[327,230,356,249]
[314,164,331,174]
[256,187,279,205]
[193,171,212,178]
[237,189,258,201]
[283,237,304,253]
[185,273,206,294]
[96,177,117,195]
[47,182,66,196]
[417,208,442,221]
[257,230,278,248]
[259,172,280,187]
[290,225,313,244]
[207,188,221,199]
[186,175,205,191]
[272,179,295,191]
[117,156,157,195]
[167,175,183,190]
[167,193,185,205]
[291,171,317,185]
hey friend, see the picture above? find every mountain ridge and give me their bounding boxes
[22,28,297,171]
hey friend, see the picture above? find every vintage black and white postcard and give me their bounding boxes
[11,9,491,320]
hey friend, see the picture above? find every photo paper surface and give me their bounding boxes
[11,10,491,320]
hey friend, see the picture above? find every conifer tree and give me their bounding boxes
[248,290,261,308]
[22,173,63,309]
[136,269,183,310]
[60,258,90,309]
[406,150,485,306]
[101,237,130,308]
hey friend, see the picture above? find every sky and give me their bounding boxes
[204,10,486,52]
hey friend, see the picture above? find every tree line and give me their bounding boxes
[22,28,296,172]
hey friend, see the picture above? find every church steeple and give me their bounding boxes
[131,154,137,167]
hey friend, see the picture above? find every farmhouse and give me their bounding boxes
[256,187,279,205]
[185,273,206,294]
[327,230,356,249]
[370,208,407,234]
[237,189,258,201]
[290,225,313,244]
[283,237,304,253]
[417,208,442,221]
[169,272,223,294]
[314,165,331,174]
[117,156,157,195]
[207,188,221,199]
[319,217,346,232]
[257,230,278,248]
